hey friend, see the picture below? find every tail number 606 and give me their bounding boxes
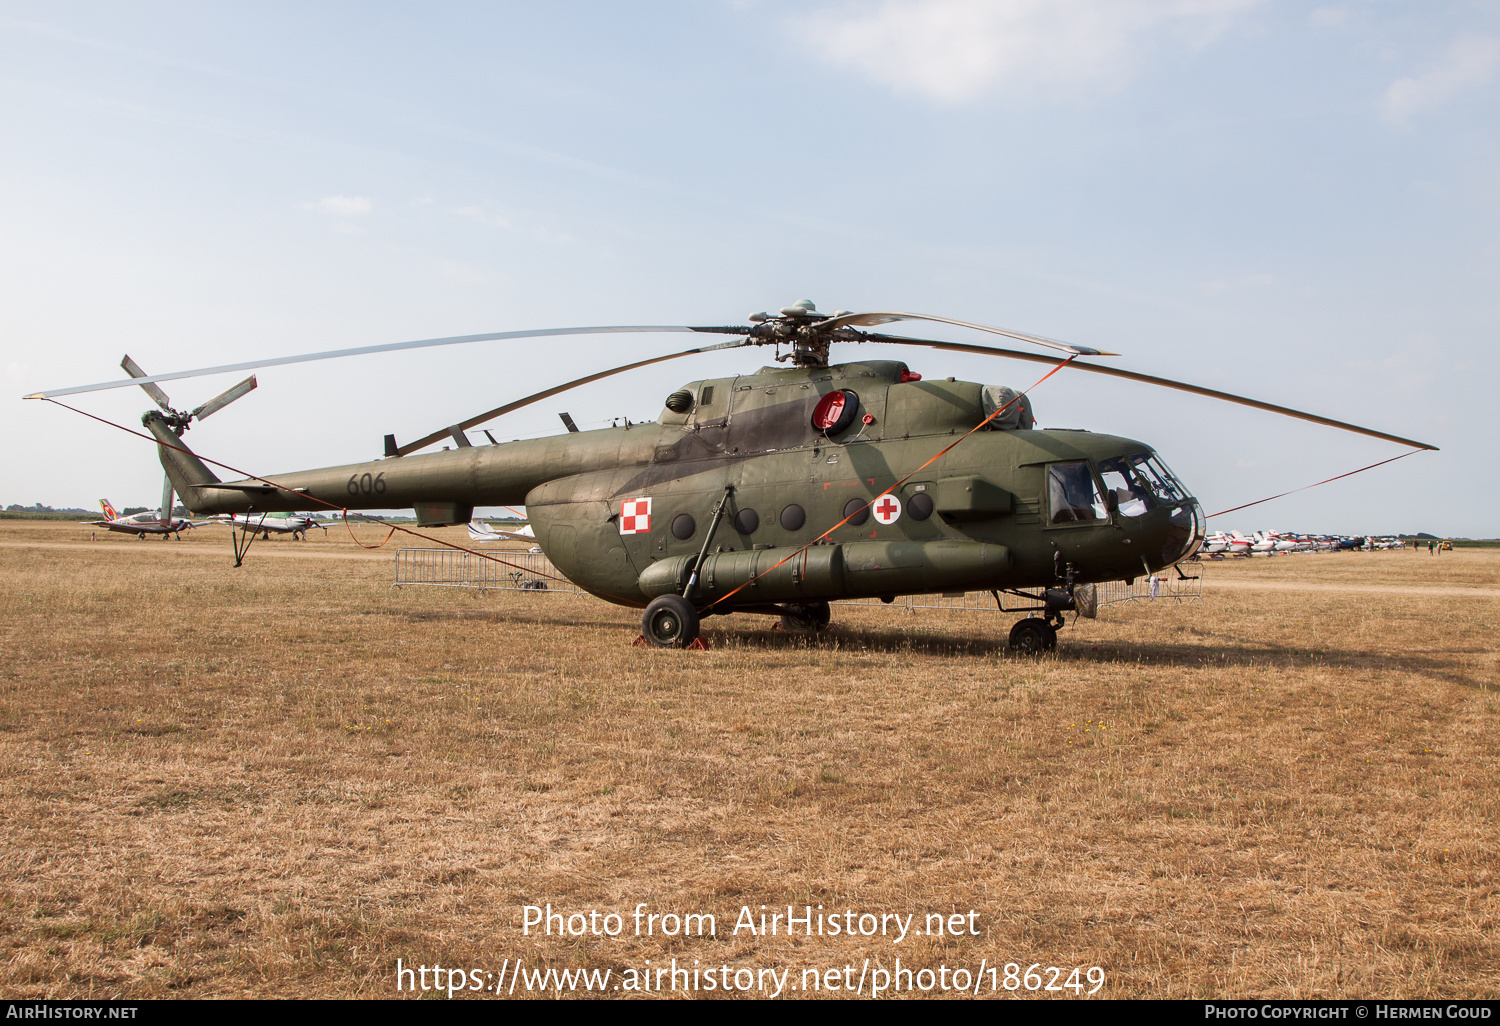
[347,472,387,496]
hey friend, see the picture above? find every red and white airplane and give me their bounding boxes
[90,499,200,539]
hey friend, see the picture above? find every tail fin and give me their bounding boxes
[142,412,221,512]
[100,499,119,520]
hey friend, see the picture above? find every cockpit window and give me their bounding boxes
[1097,456,1156,517]
[1048,462,1106,525]
[1132,453,1189,504]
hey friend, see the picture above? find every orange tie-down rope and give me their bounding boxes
[699,355,1079,615]
[40,398,584,588]
[343,512,396,548]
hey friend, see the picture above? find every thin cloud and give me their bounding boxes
[796,0,1261,104]
[1382,34,1500,127]
[1202,273,1273,296]
[452,205,513,230]
[304,195,373,217]
[1308,7,1351,31]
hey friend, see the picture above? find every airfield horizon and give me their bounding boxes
[1,521,1496,999]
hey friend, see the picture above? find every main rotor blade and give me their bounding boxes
[121,355,174,412]
[27,325,754,400]
[395,338,752,456]
[823,312,1114,357]
[863,333,1439,451]
[191,375,257,421]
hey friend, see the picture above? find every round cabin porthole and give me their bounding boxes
[842,497,870,526]
[907,493,935,521]
[811,389,860,436]
[780,504,806,531]
[671,513,696,540]
[734,508,759,534]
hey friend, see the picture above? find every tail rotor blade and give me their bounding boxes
[191,375,258,421]
[122,355,174,412]
[161,473,175,526]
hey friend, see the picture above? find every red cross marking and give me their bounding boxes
[876,497,899,519]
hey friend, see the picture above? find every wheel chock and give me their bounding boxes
[632,634,709,649]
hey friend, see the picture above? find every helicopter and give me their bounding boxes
[29,301,1436,652]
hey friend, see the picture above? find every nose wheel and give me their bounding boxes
[1008,617,1057,654]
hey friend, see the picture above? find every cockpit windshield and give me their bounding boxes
[1098,453,1188,514]
[1097,456,1155,517]
[1134,454,1189,504]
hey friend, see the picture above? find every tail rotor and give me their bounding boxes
[122,354,256,436]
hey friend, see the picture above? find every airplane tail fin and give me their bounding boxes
[142,412,221,512]
[100,499,119,520]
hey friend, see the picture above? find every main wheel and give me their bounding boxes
[779,600,832,632]
[642,595,701,649]
[1008,617,1056,654]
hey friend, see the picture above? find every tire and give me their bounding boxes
[1008,617,1056,654]
[779,600,831,632]
[642,595,700,649]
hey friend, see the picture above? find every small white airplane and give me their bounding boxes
[90,499,200,539]
[208,512,328,540]
[468,519,538,547]
[1224,530,1254,554]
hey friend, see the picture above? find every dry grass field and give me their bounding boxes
[1,519,1497,999]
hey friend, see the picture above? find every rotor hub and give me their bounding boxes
[745,301,861,368]
[143,409,190,437]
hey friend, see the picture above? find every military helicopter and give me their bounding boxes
[30,301,1436,651]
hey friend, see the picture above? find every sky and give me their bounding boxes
[2,1,1497,536]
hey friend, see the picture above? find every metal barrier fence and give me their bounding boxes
[1096,563,1203,606]
[393,548,582,594]
[833,592,1006,612]
[832,563,1203,613]
[393,546,1201,608]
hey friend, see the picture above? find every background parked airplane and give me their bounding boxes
[467,519,537,547]
[90,499,199,539]
[207,512,328,540]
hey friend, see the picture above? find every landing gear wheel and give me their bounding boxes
[779,600,831,632]
[1008,617,1056,654]
[642,595,701,649]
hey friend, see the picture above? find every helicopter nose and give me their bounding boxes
[1161,500,1205,566]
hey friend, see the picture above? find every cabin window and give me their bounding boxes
[842,497,870,526]
[700,385,715,406]
[1047,462,1106,525]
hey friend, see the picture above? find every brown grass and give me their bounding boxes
[1,520,1497,999]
